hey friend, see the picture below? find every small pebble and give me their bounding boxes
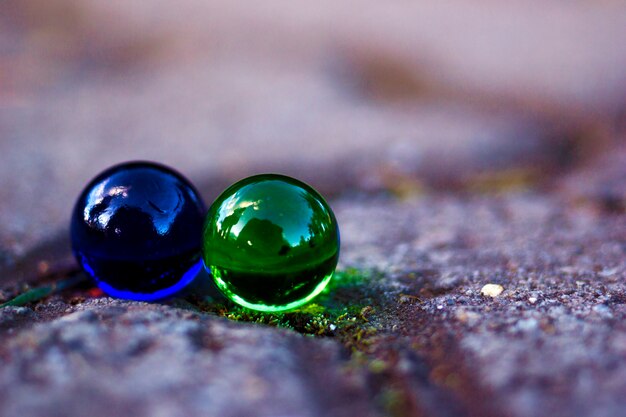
[528,296,538,304]
[481,284,504,297]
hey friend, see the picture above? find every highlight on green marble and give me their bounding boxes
[202,174,340,312]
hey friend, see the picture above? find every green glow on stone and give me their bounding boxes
[202,174,340,312]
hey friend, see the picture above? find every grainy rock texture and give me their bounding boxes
[1,1,625,417]
[1,193,624,417]
[0,303,376,417]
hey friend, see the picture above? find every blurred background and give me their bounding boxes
[1,0,625,265]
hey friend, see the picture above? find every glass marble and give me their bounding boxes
[71,161,206,301]
[202,174,340,312]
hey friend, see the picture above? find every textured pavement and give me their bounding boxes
[1,1,625,417]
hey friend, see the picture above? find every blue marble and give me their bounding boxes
[71,161,206,301]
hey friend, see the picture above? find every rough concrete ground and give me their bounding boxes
[1,1,625,417]
[1,188,624,417]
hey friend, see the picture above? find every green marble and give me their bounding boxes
[202,174,340,312]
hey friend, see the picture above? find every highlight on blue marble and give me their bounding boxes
[70,161,206,301]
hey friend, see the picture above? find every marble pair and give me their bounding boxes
[71,162,339,312]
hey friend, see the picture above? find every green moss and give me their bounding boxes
[378,387,408,417]
[186,267,380,340]
[192,298,370,337]
[368,358,389,373]
[0,274,86,308]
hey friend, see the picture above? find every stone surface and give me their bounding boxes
[334,193,626,417]
[1,192,625,417]
[0,302,377,417]
[559,142,626,214]
[1,1,625,417]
